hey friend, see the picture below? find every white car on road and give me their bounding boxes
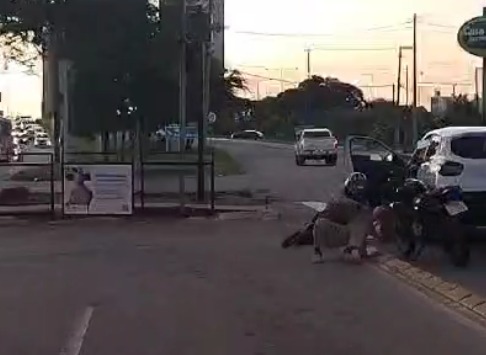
[294,128,338,166]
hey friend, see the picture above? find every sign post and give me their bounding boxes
[483,8,486,123]
[457,9,486,123]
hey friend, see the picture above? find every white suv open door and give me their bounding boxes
[344,135,408,205]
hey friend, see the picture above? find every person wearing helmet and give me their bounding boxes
[312,172,373,263]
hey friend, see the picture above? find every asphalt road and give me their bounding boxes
[213,139,348,203]
[216,139,486,297]
[1,220,486,355]
[2,139,486,354]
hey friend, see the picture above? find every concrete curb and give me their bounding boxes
[215,209,281,221]
[375,255,486,322]
[0,216,33,227]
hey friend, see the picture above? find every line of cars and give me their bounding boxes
[11,117,52,161]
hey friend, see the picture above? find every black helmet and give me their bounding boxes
[396,178,427,204]
[344,172,368,202]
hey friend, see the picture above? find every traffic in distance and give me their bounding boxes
[0,115,52,163]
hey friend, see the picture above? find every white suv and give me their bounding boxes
[345,127,486,226]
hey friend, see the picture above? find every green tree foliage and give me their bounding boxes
[0,0,245,136]
[440,94,482,127]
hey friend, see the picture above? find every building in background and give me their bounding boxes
[430,90,454,118]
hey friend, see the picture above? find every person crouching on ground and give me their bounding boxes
[312,172,373,264]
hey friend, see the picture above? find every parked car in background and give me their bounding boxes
[294,128,338,166]
[230,130,264,140]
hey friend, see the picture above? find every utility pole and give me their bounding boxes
[395,45,412,148]
[178,0,187,208]
[475,66,480,110]
[305,49,311,78]
[197,0,213,202]
[412,13,418,144]
[46,28,61,164]
[280,68,285,92]
[405,65,409,105]
[396,48,402,106]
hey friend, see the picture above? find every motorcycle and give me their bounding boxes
[390,182,470,267]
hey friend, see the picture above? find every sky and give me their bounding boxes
[225,0,486,105]
[1,0,486,116]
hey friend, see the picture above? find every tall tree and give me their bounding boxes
[0,0,246,138]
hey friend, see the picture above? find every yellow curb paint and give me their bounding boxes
[472,303,486,318]
[377,256,486,324]
[461,295,486,310]
[385,258,411,271]
[420,275,444,288]
[433,281,458,293]
[443,287,473,302]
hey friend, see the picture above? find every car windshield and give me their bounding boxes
[450,134,486,159]
[303,131,331,138]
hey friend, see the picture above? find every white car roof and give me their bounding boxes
[424,126,486,138]
[302,128,331,133]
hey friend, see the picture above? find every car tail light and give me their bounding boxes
[439,161,464,176]
[333,139,338,148]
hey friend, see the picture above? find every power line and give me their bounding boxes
[225,21,412,38]
[239,71,298,84]
[360,84,395,88]
[307,46,397,51]
[421,22,457,29]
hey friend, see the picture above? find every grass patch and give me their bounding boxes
[9,148,243,181]
[213,148,244,176]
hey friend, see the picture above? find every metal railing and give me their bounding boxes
[0,152,55,217]
[139,152,215,212]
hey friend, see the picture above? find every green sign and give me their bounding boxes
[458,16,486,57]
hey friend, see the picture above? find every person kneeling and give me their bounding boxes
[312,172,373,264]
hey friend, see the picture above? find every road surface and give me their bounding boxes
[2,139,486,354]
[216,139,486,308]
[213,139,348,203]
[1,219,486,355]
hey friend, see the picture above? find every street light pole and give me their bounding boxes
[405,65,409,105]
[412,13,418,144]
[483,7,486,123]
[475,66,481,112]
[178,0,187,208]
[305,49,311,78]
[396,48,402,106]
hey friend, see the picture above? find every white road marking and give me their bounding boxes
[300,201,327,211]
[59,306,95,355]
